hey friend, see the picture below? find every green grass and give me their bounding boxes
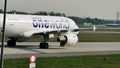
[4,54,120,68]
[2,30,120,68]
[1,32,120,42]
[79,33,120,42]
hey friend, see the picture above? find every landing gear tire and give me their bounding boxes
[60,42,65,47]
[7,40,16,47]
[39,43,49,49]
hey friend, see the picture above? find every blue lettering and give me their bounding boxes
[56,22,60,29]
[64,20,69,29]
[32,18,70,29]
[38,19,42,28]
[33,20,38,27]
[45,23,49,28]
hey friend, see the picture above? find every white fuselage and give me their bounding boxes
[0,14,79,38]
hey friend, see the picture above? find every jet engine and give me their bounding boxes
[57,33,78,46]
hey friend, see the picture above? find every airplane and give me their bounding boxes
[106,24,120,27]
[0,13,79,49]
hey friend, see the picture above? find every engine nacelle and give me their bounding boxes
[57,33,78,46]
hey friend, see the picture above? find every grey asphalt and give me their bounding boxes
[0,42,120,59]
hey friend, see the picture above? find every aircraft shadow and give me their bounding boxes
[1,44,65,49]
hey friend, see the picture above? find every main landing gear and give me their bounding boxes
[39,43,49,49]
[7,38,16,47]
[7,35,49,49]
[39,34,49,49]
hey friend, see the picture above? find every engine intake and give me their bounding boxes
[57,33,78,46]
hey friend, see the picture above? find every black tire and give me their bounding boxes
[39,43,49,49]
[7,40,16,47]
[60,42,65,47]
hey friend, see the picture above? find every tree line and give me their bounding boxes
[68,16,116,25]
[0,9,66,16]
[0,9,116,25]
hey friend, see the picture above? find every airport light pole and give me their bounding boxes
[0,0,7,68]
[116,11,119,24]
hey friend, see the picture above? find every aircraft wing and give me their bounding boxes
[33,29,79,35]
[22,29,80,38]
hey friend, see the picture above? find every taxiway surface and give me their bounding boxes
[1,42,120,59]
